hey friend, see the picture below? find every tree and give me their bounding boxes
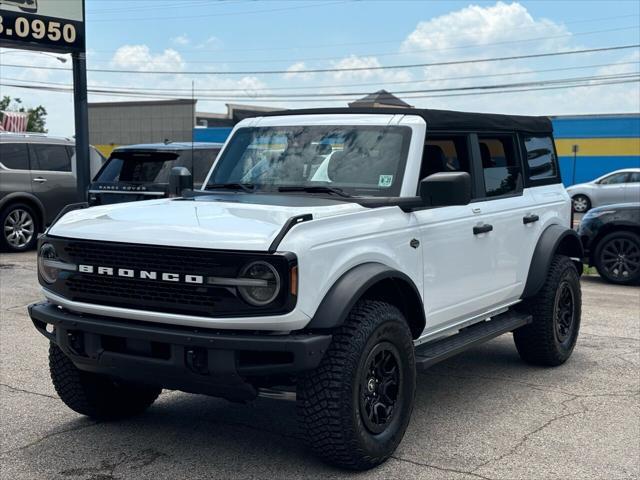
[0,96,48,133]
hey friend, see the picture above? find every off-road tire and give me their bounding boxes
[0,203,38,252]
[514,255,581,366]
[593,231,640,285]
[49,344,161,419]
[297,300,416,470]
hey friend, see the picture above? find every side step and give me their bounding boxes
[415,310,532,371]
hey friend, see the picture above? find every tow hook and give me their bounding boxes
[185,347,209,375]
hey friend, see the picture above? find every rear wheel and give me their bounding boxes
[0,203,38,252]
[514,255,581,366]
[49,344,161,419]
[572,194,591,213]
[594,231,640,285]
[297,300,415,470]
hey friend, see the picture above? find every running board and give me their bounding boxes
[415,310,532,371]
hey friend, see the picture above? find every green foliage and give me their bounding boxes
[0,96,48,133]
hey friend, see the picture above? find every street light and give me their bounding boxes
[0,50,67,63]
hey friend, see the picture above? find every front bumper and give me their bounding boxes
[29,301,331,401]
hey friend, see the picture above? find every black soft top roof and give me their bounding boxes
[260,107,553,134]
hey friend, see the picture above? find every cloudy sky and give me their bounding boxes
[1,0,639,136]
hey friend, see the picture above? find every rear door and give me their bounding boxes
[624,172,640,203]
[28,142,77,224]
[0,142,32,196]
[595,172,629,206]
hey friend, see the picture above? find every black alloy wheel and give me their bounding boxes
[359,342,402,434]
[554,280,576,344]
[595,232,640,285]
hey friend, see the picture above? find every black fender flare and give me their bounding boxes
[521,224,583,299]
[306,262,426,338]
[0,192,47,228]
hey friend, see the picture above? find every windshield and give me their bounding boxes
[207,125,411,197]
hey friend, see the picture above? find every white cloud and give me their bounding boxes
[402,2,569,56]
[171,34,190,46]
[284,62,314,80]
[110,45,184,72]
[330,55,412,83]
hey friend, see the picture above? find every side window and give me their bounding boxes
[192,149,219,184]
[0,143,29,170]
[478,135,522,198]
[599,173,629,185]
[628,172,640,183]
[31,144,72,172]
[421,135,471,180]
[523,135,557,181]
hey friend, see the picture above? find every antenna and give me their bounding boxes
[191,79,195,184]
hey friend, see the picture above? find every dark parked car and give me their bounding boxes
[578,203,640,284]
[88,142,223,206]
[0,133,105,252]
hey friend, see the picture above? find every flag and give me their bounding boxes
[0,111,29,132]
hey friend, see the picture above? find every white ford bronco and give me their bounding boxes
[29,108,583,470]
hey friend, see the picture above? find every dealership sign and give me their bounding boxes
[0,0,84,53]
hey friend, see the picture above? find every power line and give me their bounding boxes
[84,13,640,54]
[2,44,638,76]
[69,25,640,66]
[4,61,636,94]
[87,0,350,22]
[3,73,637,102]
[3,78,637,103]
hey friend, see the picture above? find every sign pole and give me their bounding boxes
[72,51,90,202]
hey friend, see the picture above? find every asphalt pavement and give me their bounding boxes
[1,251,638,480]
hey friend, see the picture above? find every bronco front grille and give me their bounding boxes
[45,238,295,318]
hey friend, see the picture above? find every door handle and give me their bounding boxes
[473,224,493,235]
[523,214,539,224]
[32,177,47,183]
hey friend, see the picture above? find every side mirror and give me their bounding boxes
[169,166,193,197]
[419,171,471,207]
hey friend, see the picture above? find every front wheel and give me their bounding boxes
[297,300,416,470]
[514,255,581,366]
[594,231,640,285]
[572,194,591,213]
[0,203,38,252]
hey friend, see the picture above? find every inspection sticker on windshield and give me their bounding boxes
[378,175,393,187]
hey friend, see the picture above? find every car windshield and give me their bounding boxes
[207,125,412,197]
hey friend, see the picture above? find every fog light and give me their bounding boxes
[238,261,281,306]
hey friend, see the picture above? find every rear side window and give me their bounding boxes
[478,135,522,198]
[31,144,71,172]
[0,143,29,170]
[97,151,180,183]
[192,149,219,184]
[628,172,640,183]
[523,136,557,181]
[598,173,629,185]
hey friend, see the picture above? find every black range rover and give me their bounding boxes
[88,142,223,206]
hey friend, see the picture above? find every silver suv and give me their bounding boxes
[0,133,104,252]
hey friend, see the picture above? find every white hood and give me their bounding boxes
[48,197,364,251]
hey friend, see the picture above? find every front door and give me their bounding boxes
[624,171,640,203]
[595,171,629,206]
[28,143,77,225]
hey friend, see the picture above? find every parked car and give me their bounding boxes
[30,107,582,470]
[0,133,105,252]
[567,168,640,213]
[88,142,223,206]
[578,202,640,284]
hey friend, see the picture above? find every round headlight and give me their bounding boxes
[38,243,59,284]
[238,261,281,306]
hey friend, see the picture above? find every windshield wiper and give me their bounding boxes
[278,186,352,197]
[207,183,255,193]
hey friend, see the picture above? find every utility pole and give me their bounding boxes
[571,144,579,186]
[72,51,90,202]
